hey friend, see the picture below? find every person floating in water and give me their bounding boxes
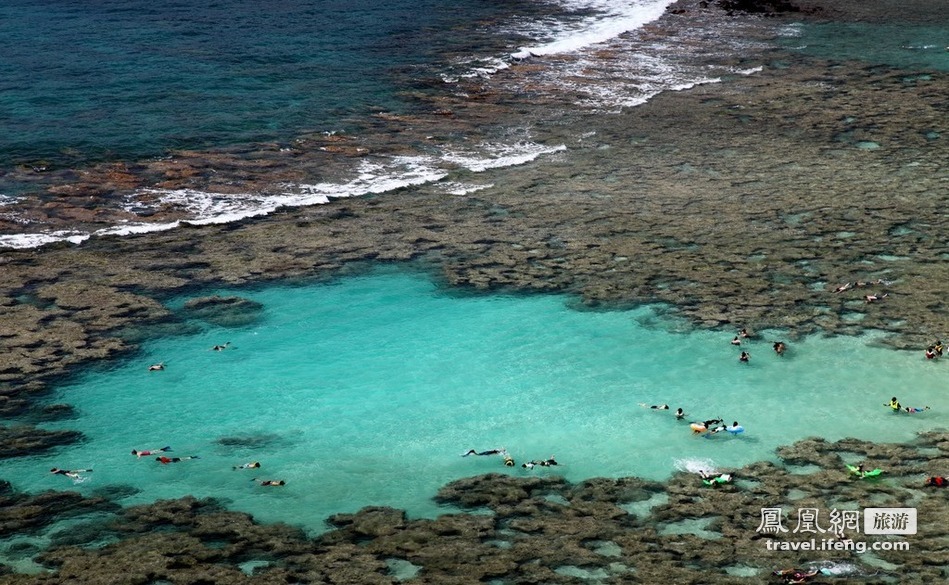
[934,340,944,356]
[904,405,930,414]
[730,335,741,346]
[212,342,231,351]
[234,461,261,470]
[253,479,285,486]
[698,470,732,486]
[703,418,723,428]
[132,446,172,457]
[675,408,686,420]
[772,341,787,356]
[462,448,505,457]
[739,351,750,363]
[832,282,852,293]
[639,403,669,410]
[148,362,165,371]
[864,292,887,303]
[886,397,901,412]
[924,476,947,487]
[773,568,820,584]
[156,455,199,464]
[925,346,937,360]
[738,328,751,339]
[522,456,558,469]
[50,468,92,479]
[502,451,515,467]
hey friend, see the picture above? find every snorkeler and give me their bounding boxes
[462,448,505,457]
[50,468,92,479]
[903,406,930,414]
[639,403,670,410]
[156,455,199,464]
[132,446,172,457]
[212,342,231,351]
[148,362,165,371]
[502,451,515,467]
[773,568,820,584]
[233,461,261,470]
[253,479,285,486]
[522,456,557,469]
[924,476,947,487]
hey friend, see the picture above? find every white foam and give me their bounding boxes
[0,230,90,249]
[0,143,571,249]
[673,457,717,475]
[442,142,566,172]
[512,0,675,59]
[439,182,495,196]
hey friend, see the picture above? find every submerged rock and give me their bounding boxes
[180,295,265,327]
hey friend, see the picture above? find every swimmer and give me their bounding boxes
[904,406,930,414]
[708,425,728,434]
[739,351,750,363]
[925,346,937,360]
[212,342,231,351]
[253,479,285,486]
[132,446,172,457]
[462,448,504,457]
[521,457,556,469]
[233,461,261,470]
[886,397,901,412]
[864,292,888,303]
[502,451,515,467]
[639,403,670,410]
[832,282,852,293]
[675,408,685,420]
[730,336,741,346]
[774,568,820,584]
[148,362,165,371]
[156,455,199,464]
[50,468,92,479]
[703,418,723,428]
[924,476,947,487]
[934,340,944,356]
[773,341,786,356]
[738,328,751,339]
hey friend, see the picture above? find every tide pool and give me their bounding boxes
[5,269,946,535]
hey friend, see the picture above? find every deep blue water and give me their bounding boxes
[0,0,542,166]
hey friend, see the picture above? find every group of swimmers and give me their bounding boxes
[640,404,744,438]
[52,446,284,487]
[924,340,943,360]
[461,448,557,470]
[886,397,930,414]
[730,328,788,363]
[147,342,232,372]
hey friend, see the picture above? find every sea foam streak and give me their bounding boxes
[511,0,675,59]
[0,142,565,249]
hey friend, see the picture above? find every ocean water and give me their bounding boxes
[779,22,949,72]
[1,0,736,248]
[3,269,946,542]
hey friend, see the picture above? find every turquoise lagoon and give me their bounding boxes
[5,269,947,535]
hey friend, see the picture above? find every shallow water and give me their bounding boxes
[5,269,946,535]
[780,22,949,72]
